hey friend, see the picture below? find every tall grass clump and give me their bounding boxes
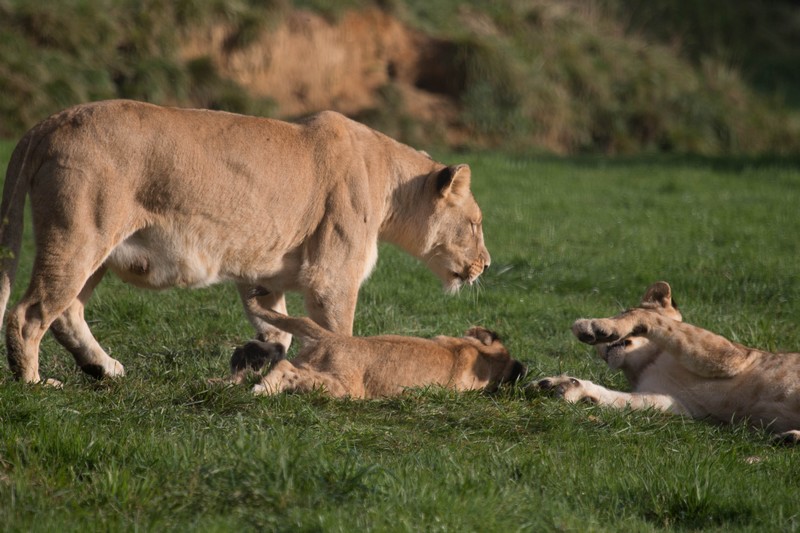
[601,0,800,106]
[0,0,278,137]
[398,0,800,154]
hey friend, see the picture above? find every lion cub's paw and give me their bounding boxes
[231,341,285,374]
[572,319,621,345]
[42,377,64,389]
[537,376,598,404]
[774,430,800,446]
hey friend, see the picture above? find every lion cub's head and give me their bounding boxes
[463,326,527,387]
[413,164,491,293]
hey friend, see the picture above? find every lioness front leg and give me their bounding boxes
[303,284,358,336]
[537,376,684,413]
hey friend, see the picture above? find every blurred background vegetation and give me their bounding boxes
[1,0,799,155]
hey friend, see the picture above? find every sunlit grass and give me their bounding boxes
[1,143,799,530]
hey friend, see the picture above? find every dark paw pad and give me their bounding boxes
[537,377,580,397]
[230,341,285,373]
[80,364,105,380]
[774,431,800,446]
[537,378,556,391]
[591,327,618,343]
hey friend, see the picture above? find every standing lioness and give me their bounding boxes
[0,100,490,384]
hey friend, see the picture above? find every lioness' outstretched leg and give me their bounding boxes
[537,376,685,413]
[573,310,755,378]
[49,266,124,379]
[253,360,348,397]
[236,284,292,349]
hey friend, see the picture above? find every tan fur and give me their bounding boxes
[0,100,490,384]
[539,281,800,442]
[236,293,525,398]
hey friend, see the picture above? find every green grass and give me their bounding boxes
[1,140,800,530]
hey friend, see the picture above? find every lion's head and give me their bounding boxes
[591,281,683,376]
[414,164,491,293]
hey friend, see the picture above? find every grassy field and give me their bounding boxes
[1,139,799,531]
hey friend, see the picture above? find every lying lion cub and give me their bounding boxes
[231,294,525,398]
[539,281,800,443]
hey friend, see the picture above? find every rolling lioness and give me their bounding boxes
[0,100,490,385]
[228,291,525,398]
[539,282,800,442]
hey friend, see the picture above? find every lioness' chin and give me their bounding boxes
[443,275,464,294]
[430,262,480,294]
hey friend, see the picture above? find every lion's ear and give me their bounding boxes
[641,281,675,310]
[435,164,471,199]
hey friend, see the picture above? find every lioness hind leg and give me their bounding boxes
[49,266,124,380]
[6,228,114,383]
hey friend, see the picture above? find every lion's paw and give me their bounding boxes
[571,318,621,345]
[774,430,800,446]
[537,375,598,404]
[80,359,125,380]
[42,377,64,389]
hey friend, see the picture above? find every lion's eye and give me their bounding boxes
[470,223,477,236]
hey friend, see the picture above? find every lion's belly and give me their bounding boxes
[105,226,296,290]
[639,354,800,430]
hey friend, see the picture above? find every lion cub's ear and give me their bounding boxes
[465,326,500,346]
[435,164,471,200]
[641,281,677,310]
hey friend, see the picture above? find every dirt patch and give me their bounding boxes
[181,8,460,132]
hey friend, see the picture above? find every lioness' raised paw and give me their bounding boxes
[537,376,598,404]
[571,318,621,345]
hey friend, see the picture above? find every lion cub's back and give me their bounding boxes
[294,335,461,396]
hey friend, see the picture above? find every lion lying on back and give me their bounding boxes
[539,282,800,443]
[225,291,525,398]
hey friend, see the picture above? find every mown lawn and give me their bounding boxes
[1,140,799,531]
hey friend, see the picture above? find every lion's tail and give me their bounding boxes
[243,291,331,344]
[0,133,36,329]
